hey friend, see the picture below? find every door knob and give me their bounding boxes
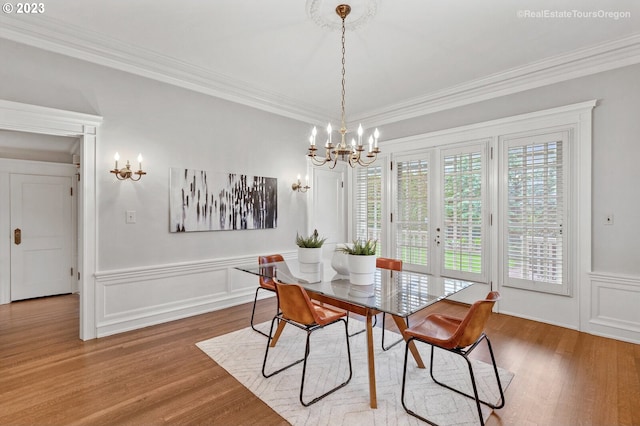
[14,228,21,245]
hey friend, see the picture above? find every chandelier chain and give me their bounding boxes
[340,14,347,133]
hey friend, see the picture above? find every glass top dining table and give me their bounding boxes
[235,259,474,318]
[236,258,477,409]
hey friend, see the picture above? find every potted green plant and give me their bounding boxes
[338,239,378,285]
[295,229,326,269]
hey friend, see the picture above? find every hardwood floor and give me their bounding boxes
[1,294,638,425]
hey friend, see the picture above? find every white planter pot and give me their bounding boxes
[298,247,322,263]
[331,244,351,276]
[298,247,322,273]
[348,254,377,285]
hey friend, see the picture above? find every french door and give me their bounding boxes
[439,143,488,283]
[356,141,489,283]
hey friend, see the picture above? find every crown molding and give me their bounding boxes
[355,33,640,128]
[1,15,638,128]
[0,15,328,124]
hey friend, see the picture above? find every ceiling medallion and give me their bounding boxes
[306,0,378,31]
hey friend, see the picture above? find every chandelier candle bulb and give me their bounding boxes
[114,152,120,169]
[137,153,143,170]
[327,123,332,145]
[374,128,379,148]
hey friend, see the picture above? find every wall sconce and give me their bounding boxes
[110,152,146,181]
[292,174,310,193]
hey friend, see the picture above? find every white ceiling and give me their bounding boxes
[1,0,640,128]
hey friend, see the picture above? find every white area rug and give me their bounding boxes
[197,320,513,426]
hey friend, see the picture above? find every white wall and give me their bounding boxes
[0,38,311,336]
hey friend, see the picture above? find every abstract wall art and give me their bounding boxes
[169,168,277,232]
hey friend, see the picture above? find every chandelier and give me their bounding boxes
[306,4,380,169]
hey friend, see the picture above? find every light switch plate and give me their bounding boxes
[126,210,136,224]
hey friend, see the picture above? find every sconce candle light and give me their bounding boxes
[111,152,146,181]
[292,174,310,193]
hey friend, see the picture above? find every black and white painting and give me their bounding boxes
[170,168,277,232]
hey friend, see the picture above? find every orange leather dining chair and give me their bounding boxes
[250,254,284,337]
[376,257,404,351]
[262,281,353,406]
[401,291,505,426]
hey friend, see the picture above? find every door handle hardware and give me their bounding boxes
[14,228,21,245]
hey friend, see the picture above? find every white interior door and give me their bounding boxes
[10,174,73,301]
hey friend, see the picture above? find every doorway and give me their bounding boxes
[0,99,101,340]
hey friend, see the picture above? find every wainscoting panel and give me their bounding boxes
[588,272,640,344]
[94,252,294,337]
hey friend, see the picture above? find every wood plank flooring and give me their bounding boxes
[1,294,639,425]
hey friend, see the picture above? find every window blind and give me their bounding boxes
[507,139,564,287]
[354,165,382,254]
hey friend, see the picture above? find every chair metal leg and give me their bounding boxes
[401,337,438,425]
[429,334,505,410]
[251,287,275,338]
[261,315,305,378]
[484,335,506,409]
[299,318,353,406]
[402,335,505,426]
[262,314,353,406]
[381,313,405,351]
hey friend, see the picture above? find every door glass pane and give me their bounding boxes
[442,150,483,276]
[507,140,563,285]
[396,159,429,268]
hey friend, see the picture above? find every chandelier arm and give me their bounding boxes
[309,154,328,167]
[357,152,378,167]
